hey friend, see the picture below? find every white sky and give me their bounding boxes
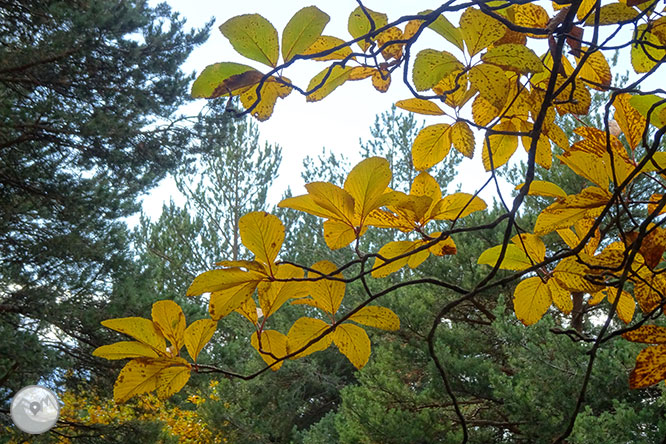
[140,0,649,219]
[141,0,488,217]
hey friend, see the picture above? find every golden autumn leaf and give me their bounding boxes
[323,219,358,250]
[472,94,500,127]
[450,121,475,158]
[412,124,452,170]
[307,260,345,315]
[302,35,353,61]
[333,323,371,369]
[152,300,186,353]
[93,341,161,361]
[251,330,288,370]
[239,211,285,273]
[208,280,261,321]
[481,44,544,75]
[286,317,333,359]
[627,344,666,389]
[552,257,604,293]
[184,319,217,362]
[344,156,392,223]
[258,264,308,319]
[514,3,549,37]
[459,8,506,57]
[515,180,567,199]
[430,192,487,220]
[613,93,647,151]
[411,171,442,201]
[412,49,463,91]
[513,276,552,325]
[469,63,509,109]
[477,244,532,271]
[482,120,519,171]
[534,187,611,235]
[395,98,445,116]
[584,2,638,26]
[372,240,421,277]
[511,233,546,264]
[607,290,636,324]
[548,279,573,315]
[575,49,612,91]
[114,357,190,403]
[239,78,292,121]
[186,268,264,298]
[348,306,400,331]
[101,318,166,355]
[623,325,666,344]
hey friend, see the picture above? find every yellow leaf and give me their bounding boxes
[302,35,353,61]
[410,172,441,202]
[258,264,308,319]
[584,2,638,25]
[372,70,391,92]
[281,6,329,63]
[372,240,419,278]
[349,306,400,331]
[548,279,573,315]
[101,318,166,356]
[93,341,160,360]
[557,228,580,250]
[209,280,260,321]
[434,71,475,109]
[348,66,375,81]
[347,6,387,51]
[219,14,279,67]
[395,98,445,116]
[333,323,371,369]
[305,182,356,224]
[251,330,287,370]
[215,260,267,273]
[239,78,292,121]
[514,3,549,37]
[451,121,475,158]
[472,95,500,126]
[577,0,597,20]
[628,344,666,389]
[511,233,545,263]
[477,244,532,271]
[426,234,458,256]
[575,49,611,91]
[515,180,567,199]
[513,276,552,325]
[481,44,544,74]
[412,124,452,171]
[309,260,345,315]
[191,63,260,99]
[431,192,487,220]
[323,219,358,250]
[459,8,507,57]
[286,317,332,358]
[623,325,666,344]
[239,211,285,272]
[634,270,666,313]
[469,63,509,109]
[614,93,647,151]
[519,120,553,169]
[186,268,264,297]
[482,120,519,171]
[235,297,259,325]
[344,157,392,223]
[412,49,463,91]
[557,150,610,189]
[114,357,190,403]
[534,187,610,235]
[278,193,339,219]
[553,257,604,293]
[183,319,217,362]
[631,25,665,73]
[607,290,635,324]
[376,26,404,60]
[151,300,186,353]
[307,65,353,102]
